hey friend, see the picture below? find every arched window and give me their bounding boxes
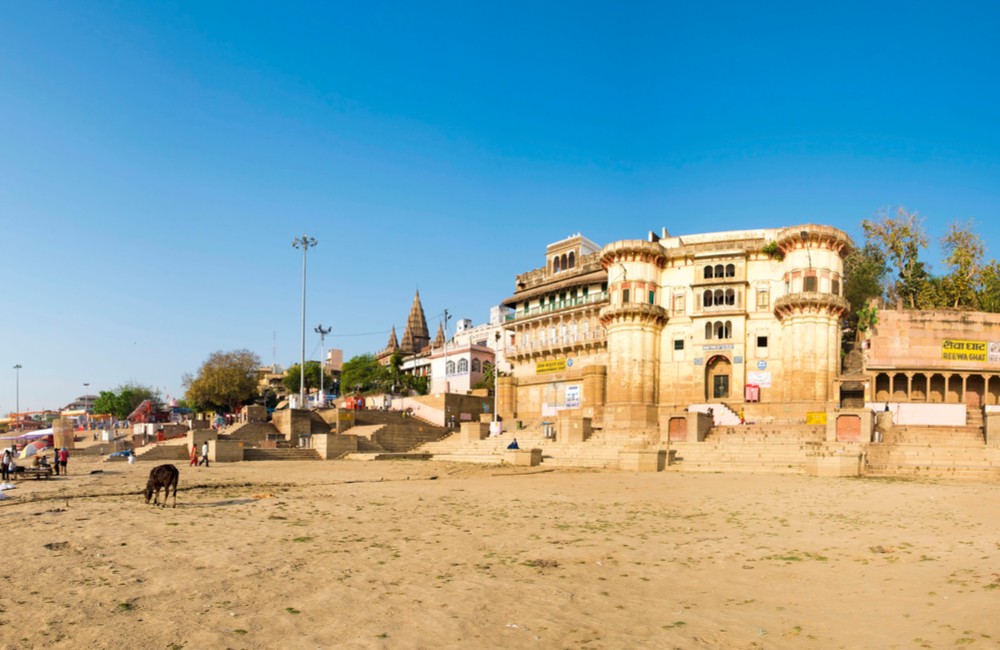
[703,290,712,307]
[715,321,725,339]
[724,321,732,338]
[553,257,560,273]
[725,264,735,278]
[704,266,714,279]
[725,289,735,306]
[714,289,724,306]
[471,359,481,373]
[568,251,575,268]
[446,360,455,374]
[561,254,568,271]
[714,264,724,277]
[457,358,469,373]
[705,322,713,339]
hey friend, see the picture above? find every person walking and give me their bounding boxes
[1,448,11,481]
[199,441,210,467]
[57,447,69,475]
[189,443,199,467]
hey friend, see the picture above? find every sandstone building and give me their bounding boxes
[498,226,852,431]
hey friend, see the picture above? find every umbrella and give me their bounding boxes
[19,440,48,459]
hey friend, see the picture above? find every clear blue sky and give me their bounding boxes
[2,1,999,411]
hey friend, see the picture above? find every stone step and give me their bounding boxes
[243,449,321,461]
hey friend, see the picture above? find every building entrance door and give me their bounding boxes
[706,356,731,401]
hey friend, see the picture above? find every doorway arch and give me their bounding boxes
[706,355,732,401]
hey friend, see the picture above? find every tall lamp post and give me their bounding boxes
[13,364,22,426]
[83,382,90,430]
[292,235,317,408]
[314,324,332,405]
[493,331,501,428]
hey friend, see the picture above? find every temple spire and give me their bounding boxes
[433,322,445,348]
[385,325,399,352]
[400,290,430,353]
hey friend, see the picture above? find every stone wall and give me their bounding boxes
[867,310,1000,372]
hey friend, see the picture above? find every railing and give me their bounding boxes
[505,292,608,322]
[506,329,607,355]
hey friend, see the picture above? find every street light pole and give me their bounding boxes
[314,324,332,405]
[493,331,500,426]
[292,235,317,409]
[442,309,450,394]
[13,364,22,425]
[83,382,90,430]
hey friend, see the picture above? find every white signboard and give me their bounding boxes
[565,385,581,409]
[747,371,772,388]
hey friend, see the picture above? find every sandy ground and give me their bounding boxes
[0,456,998,650]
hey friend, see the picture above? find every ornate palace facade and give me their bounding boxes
[498,226,852,432]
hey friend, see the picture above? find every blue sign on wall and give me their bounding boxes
[757,360,767,370]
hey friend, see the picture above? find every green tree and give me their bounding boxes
[92,382,160,420]
[978,261,1000,313]
[183,349,261,413]
[862,206,929,309]
[842,241,887,335]
[940,219,984,309]
[282,361,329,394]
[340,354,387,394]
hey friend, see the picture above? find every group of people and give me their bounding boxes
[189,441,210,467]
[0,446,70,480]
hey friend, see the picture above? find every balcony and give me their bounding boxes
[506,329,607,359]
[506,291,609,322]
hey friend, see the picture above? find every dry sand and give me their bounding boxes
[0,455,998,649]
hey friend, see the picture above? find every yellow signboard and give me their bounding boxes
[942,339,987,362]
[805,411,827,425]
[536,359,567,374]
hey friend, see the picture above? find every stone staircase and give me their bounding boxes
[243,448,321,461]
[352,411,450,452]
[865,409,999,479]
[668,424,832,474]
[417,426,655,469]
[223,421,279,442]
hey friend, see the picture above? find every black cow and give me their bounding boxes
[144,464,179,508]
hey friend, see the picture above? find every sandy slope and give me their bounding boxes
[0,456,997,649]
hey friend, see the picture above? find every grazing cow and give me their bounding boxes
[144,464,179,508]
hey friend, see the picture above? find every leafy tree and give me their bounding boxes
[862,207,929,308]
[842,241,887,334]
[940,219,984,309]
[340,354,387,394]
[282,361,329,394]
[92,382,160,420]
[404,374,429,396]
[978,261,1000,313]
[183,349,261,413]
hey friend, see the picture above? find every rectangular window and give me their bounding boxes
[649,290,655,305]
[757,335,769,359]
[582,286,589,296]
[804,275,818,292]
[832,279,840,295]
[622,289,630,303]
[756,289,769,310]
[673,294,685,314]
[674,339,684,350]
